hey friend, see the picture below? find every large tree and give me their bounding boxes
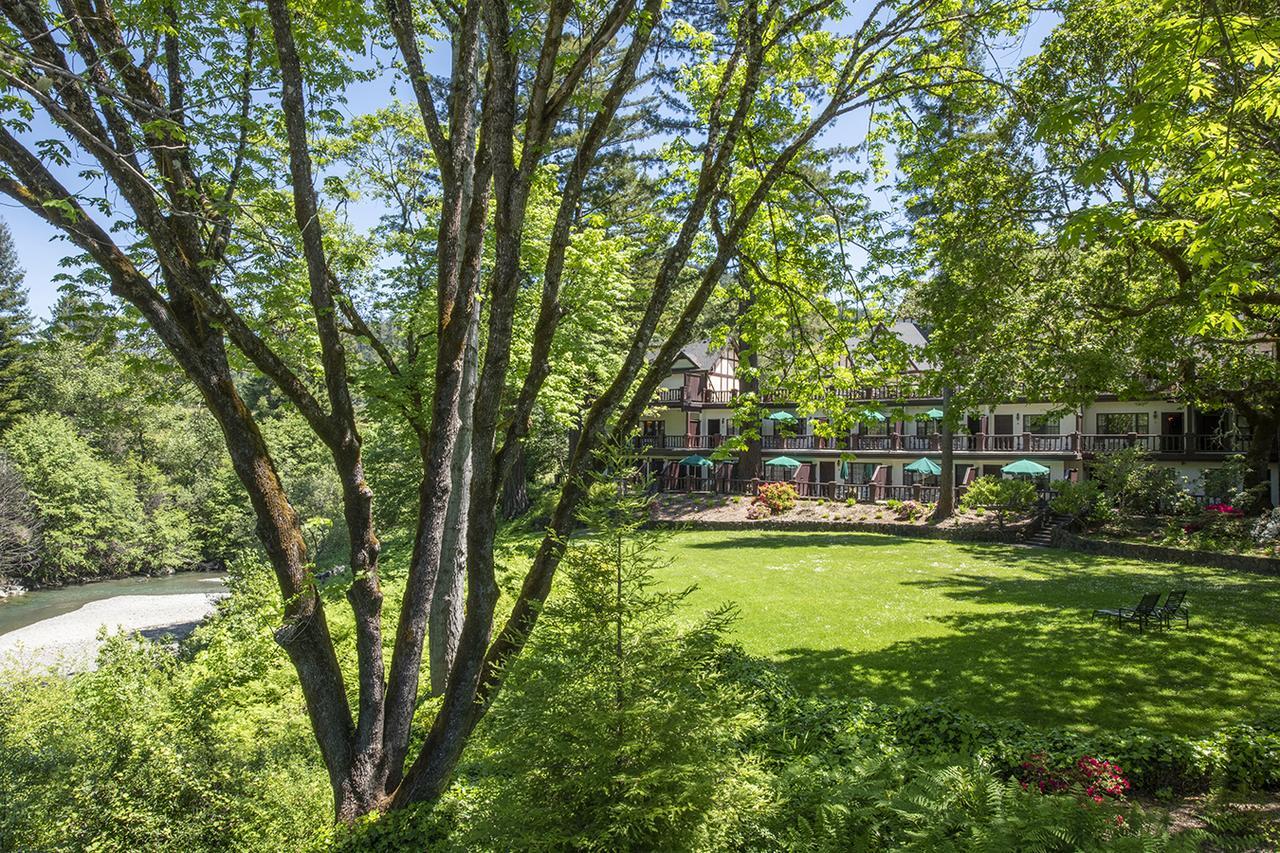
[901,0,1280,507]
[0,0,1021,819]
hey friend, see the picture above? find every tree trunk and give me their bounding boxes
[430,299,480,696]
[932,385,954,519]
[500,441,530,519]
[1240,406,1278,512]
[738,340,761,481]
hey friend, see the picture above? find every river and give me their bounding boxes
[0,572,227,673]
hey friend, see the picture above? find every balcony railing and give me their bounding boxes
[639,431,1262,456]
[1079,433,1250,455]
[655,387,684,404]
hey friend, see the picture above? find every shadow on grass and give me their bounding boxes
[680,531,928,550]
[768,561,1280,736]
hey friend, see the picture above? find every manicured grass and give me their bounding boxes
[652,530,1280,736]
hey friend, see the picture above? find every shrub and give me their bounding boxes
[1091,447,1182,514]
[1251,508,1280,553]
[1049,479,1111,523]
[893,500,926,521]
[754,481,797,514]
[0,558,333,851]
[882,700,1280,795]
[1017,753,1131,803]
[745,502,771,520]
[958,476,1037,512]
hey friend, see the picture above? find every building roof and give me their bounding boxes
[665,339,724,372]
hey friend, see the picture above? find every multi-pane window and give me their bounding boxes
[1096,413,1150,435]
[1025,414,1057,435]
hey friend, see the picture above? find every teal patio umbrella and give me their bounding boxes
[1001,458,1050,477]
[679,454,713,467]
[862,409,887,422]
[925,408,945,419]
[768,410,798,423]
[764,455,802,469]
[904,457,942,476]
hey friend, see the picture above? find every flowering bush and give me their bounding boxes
[754,481,797,514]
[1252,508,1280,553]
[745,502,772,520]
[1017,753,1131,804]
[892,500,926,521]
[1205,503,1244,517]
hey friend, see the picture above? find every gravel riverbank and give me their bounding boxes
[0,590,226,674]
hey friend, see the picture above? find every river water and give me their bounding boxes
[0,573,227,672]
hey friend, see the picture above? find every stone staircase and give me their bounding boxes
[1025,512,1073,548]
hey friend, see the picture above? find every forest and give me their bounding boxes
[0,0,1277,848]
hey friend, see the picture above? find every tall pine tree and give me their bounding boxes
[0,220,32,429]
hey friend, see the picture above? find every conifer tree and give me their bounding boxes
[0,220,31,429]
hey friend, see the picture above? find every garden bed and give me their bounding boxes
[650,492,1036,540]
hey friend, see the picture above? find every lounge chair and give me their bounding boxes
[1157,589,1189,629]
[1092,592,1162,632]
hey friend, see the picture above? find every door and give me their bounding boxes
[819,461,836,486]
[993,414,1014,434]
[1160,412,1184,453]
[683,372,704,404]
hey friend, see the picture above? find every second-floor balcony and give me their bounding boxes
[636,431,1263,458]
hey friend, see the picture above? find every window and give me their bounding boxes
[1096,413,1150,435]
[844,463,877,484]
[1025,414,1056,435]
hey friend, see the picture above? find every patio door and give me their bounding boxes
[1161,412,1184,453]
[993,414,1014,435]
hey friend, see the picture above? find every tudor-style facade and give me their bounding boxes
[638,324,1280,505]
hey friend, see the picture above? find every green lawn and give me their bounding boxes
[652,530,1280,737]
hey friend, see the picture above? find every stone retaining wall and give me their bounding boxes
[650,518,1029,544]
[1052,529,1280,576]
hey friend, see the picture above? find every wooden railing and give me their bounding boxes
[640,432,1259,456]
[655,387,684,404]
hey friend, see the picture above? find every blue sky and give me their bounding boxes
[2,9,1056,320]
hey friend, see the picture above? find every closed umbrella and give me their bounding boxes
[1001,458,1050,477]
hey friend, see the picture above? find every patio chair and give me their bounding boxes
[1092,592,1162,632]
[1156,589,1189,629]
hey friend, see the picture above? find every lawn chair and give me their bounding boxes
[1156,589,1189,629]
[1092,592,1162,632]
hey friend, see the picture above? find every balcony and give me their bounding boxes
[1079,433,1252,457]
[638,431,1266,458]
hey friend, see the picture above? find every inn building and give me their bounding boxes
[638,322,1280,505]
